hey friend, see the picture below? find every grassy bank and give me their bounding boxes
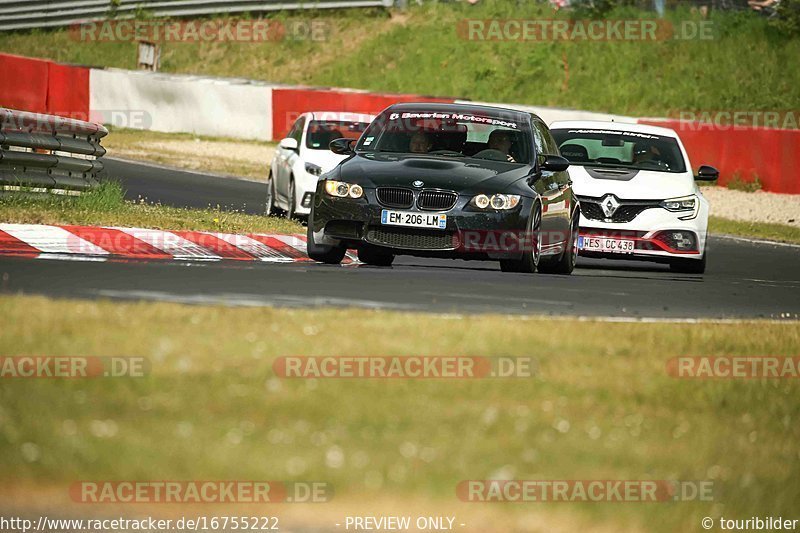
[0,295,798,531]
[709,216,800,244]
[104,128,276,182]
[1,4,798,117]
[0,182,301,234]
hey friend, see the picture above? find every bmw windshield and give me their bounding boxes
[551,128,687,173]
[356,109,533,165]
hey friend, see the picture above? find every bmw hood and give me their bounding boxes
[568,165,696,200]
[337,153,531,193]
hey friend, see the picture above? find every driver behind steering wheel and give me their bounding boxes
[486,129,517,162]
[633,142,664,167]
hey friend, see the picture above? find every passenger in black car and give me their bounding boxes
[409,131,434,154]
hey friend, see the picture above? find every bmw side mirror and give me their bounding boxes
[330,138,356,155]
[695,165,719,181]
[279,137,298,151]
[540,154,570,172]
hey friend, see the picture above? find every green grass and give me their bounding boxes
[0,181,301,234]
[104,126,269,146]
[725,172,764,192]
[1,4,798,118]
[0,295,798,531]
[709,216,800,244]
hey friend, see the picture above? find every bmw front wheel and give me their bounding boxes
[499,202,542,274]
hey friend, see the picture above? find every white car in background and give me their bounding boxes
[267,111,375,218]
[549,120,718,274]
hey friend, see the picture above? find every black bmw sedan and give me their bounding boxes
[306,103,580,274]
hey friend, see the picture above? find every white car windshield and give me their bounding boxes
[551,128,687,173]
[306,120,369,150]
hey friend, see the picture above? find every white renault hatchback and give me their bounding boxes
[268,111,375,218]
[549,120,718,273]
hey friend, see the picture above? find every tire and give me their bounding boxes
[286,178,296,220]
[306,214,346,265]
[538,213,578,275]
[357,246,395,266]
[499,202,542,274]
[670,254,706,274]
[265,172,277,216]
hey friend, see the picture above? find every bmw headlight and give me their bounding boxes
[324,180,364,199]
[660,194,699,220]
[469,194,520,211]
[305,163,323,176]
[473,194,490,209]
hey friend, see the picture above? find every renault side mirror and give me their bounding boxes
[695,165,719,181]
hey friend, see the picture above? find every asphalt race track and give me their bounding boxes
[1,157,798,319]
[107,158,267,213]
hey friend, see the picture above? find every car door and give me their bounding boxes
[540,120,573,244]
[277,116,305,204]
[532,119,569,253]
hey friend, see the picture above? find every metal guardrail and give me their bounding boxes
[0,108,107,195]
[0,0,394,31]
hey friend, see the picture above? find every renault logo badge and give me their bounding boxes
[601,195,620,218]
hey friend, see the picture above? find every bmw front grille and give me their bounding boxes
[376,187,414,209]
[417,190,458,211]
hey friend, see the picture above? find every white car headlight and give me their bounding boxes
[324,180,364,199]
[305,163,323,176]
[661,194,699,220]
[470,194,520,211]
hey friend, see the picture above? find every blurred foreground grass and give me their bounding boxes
[0,295,798,531]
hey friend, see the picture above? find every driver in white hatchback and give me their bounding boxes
[633,142,664,167]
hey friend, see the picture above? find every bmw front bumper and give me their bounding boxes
[310,184,536,260]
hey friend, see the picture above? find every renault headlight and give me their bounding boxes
[660,194,699,220]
